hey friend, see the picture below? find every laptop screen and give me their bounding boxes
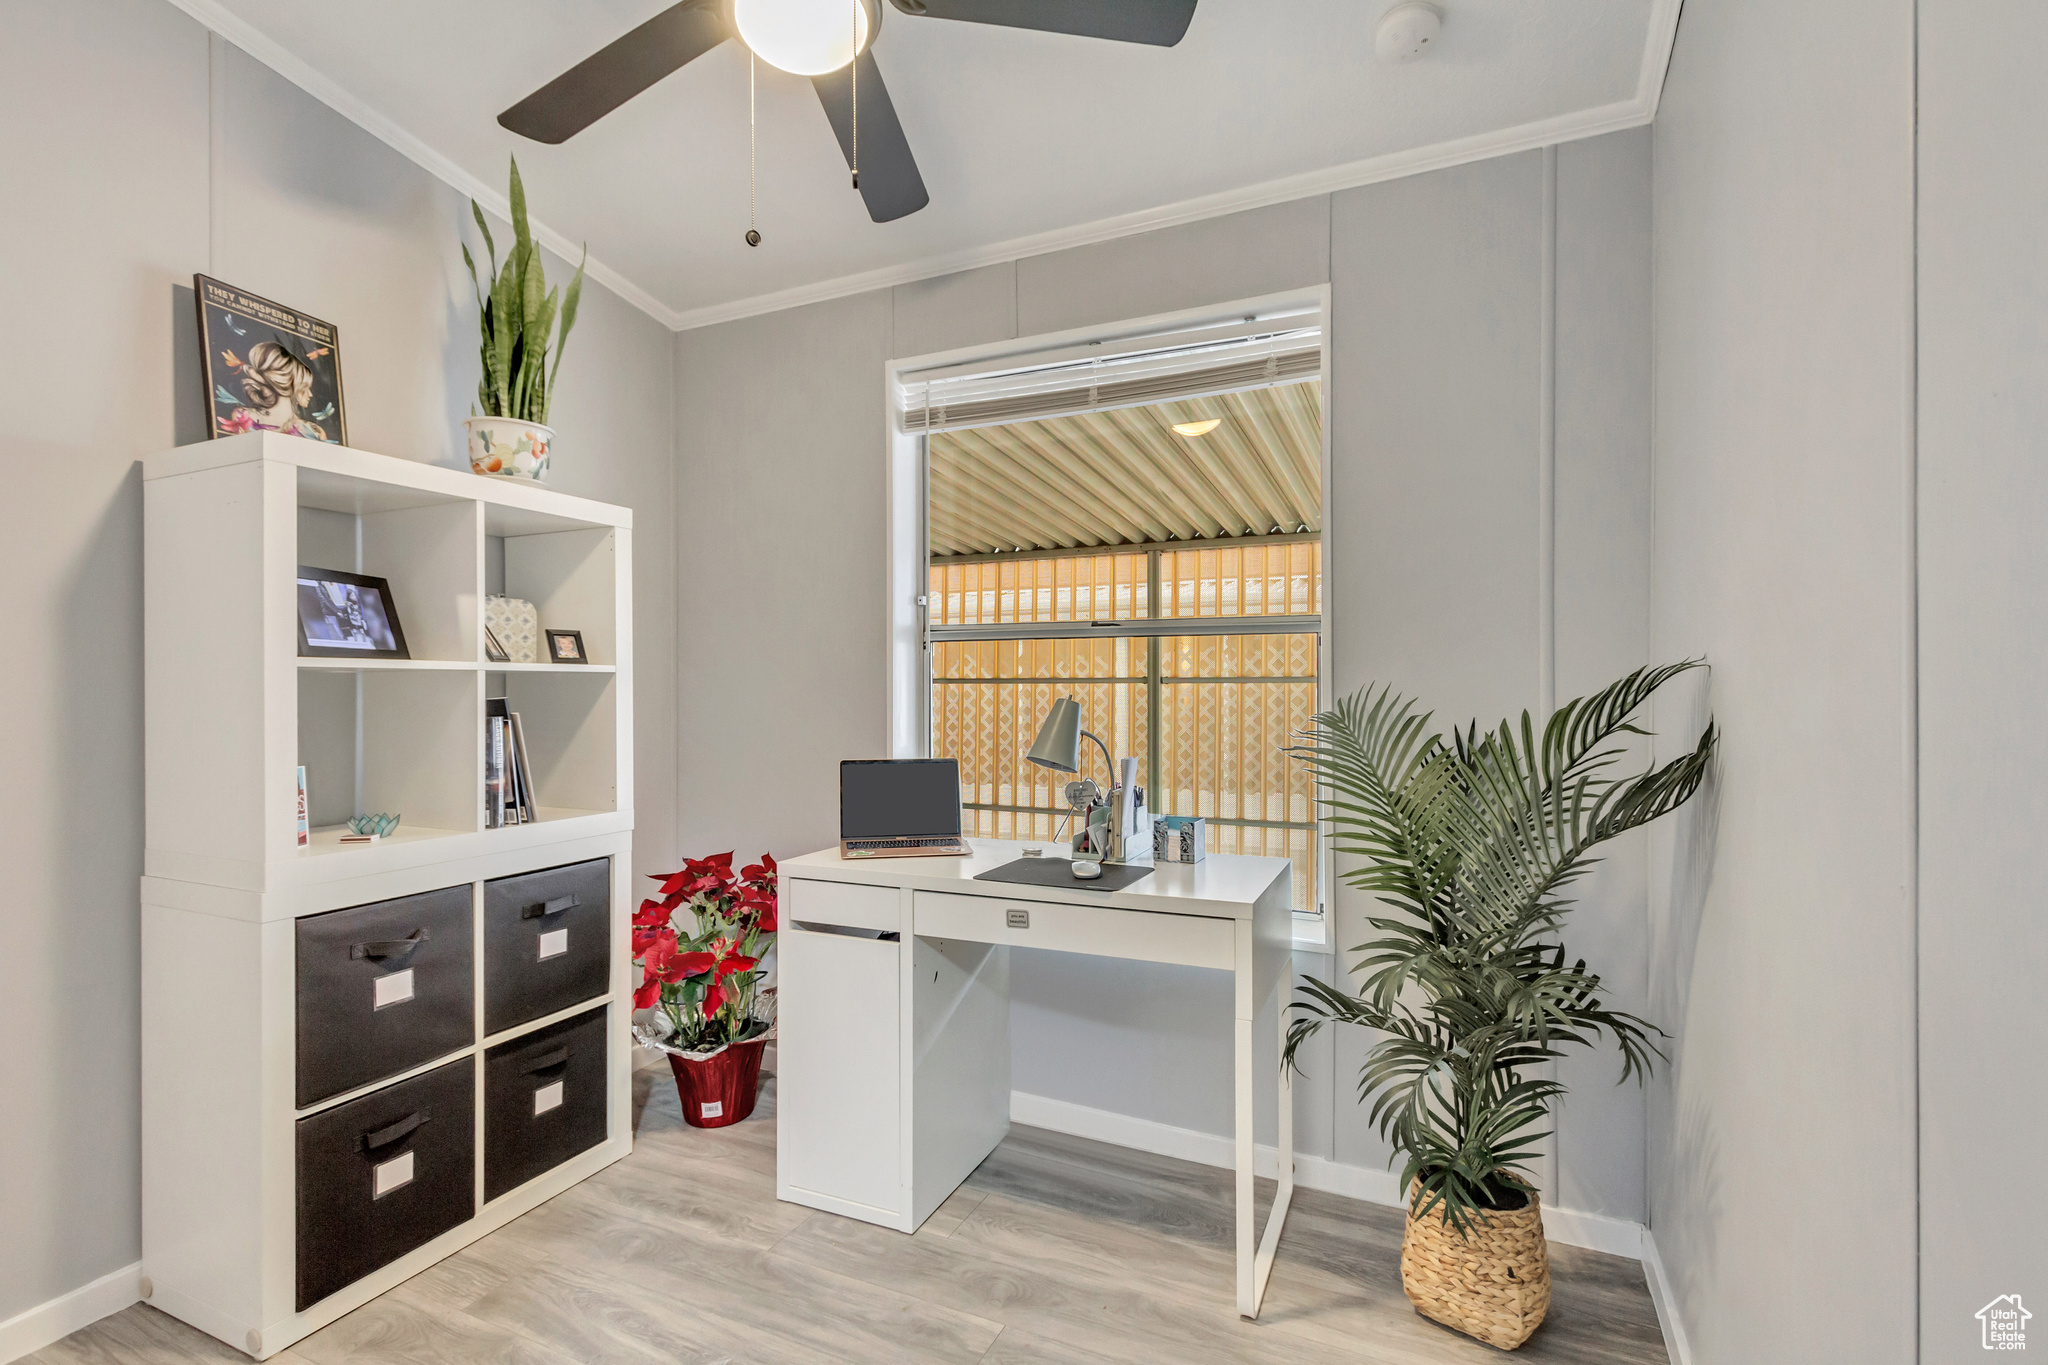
[840,759,963,840]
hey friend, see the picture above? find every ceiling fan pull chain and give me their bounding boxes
[745,51,761,247]
[850,39,860,191]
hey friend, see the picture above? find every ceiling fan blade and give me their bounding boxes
[887,0,1196,46]
[813,53,930,223]
[498,0,729,144]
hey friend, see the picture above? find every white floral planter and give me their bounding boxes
[464,415,553,481]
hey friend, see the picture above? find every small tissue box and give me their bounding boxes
[1153,815,1207,864]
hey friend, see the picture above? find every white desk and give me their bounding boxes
[775,839,1296,1318]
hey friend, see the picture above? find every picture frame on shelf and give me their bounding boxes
[195,275,347,445]
[296,566,410,660]
[485,625,510,663]
[546,629,588,664]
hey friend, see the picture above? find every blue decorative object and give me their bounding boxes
[347,812,402,838]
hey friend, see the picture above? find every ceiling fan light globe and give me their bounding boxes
[735,0,871,75]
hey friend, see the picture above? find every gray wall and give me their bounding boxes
[1917,0,2048,1353]
[1645,1,1920,1360]
[677,131,1658,1219]
[0,0,677,1322]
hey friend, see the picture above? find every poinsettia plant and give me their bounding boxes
[631,852,777,1054]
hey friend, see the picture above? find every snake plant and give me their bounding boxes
[463,156,585,426]
[1285,662,1717,1236]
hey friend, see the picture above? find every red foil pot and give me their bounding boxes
[666,1037,767,1128]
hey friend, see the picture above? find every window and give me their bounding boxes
[924,376,1325,916]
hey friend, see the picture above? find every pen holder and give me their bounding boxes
[1073,787,1153,865]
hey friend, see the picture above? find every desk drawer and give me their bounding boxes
[787,877,899,934]
[912,890,1235,970]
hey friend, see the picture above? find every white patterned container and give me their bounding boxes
[464,416,552,481]
[485,595,539,663]
[1152,815,1207,864]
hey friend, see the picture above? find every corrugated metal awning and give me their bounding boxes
[929,380,1321,557]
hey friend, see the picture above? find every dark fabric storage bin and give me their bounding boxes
[296,884,475,1108]
[483,1006,608,1202]
[482,858,610,1035]
[295,1056,474,1311]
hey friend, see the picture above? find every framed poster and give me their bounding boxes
[195,274,347,444]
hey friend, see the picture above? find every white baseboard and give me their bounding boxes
[1542,1203,1645,1259]
[1640,1229,1693,1365]
[0,1261,142,1365]
[1009,1090,1645,1260]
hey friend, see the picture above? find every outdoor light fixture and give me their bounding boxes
[733,0,873,75]
[1172,418,1222,437]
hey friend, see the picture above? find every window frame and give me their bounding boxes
[929,553,1322,915]
[884,287,1334,946]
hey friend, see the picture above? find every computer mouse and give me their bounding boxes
[1071,860,1103,880]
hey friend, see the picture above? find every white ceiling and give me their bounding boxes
[177,0,1678,328]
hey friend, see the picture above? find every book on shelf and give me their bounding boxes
[485,699,538,828]
[487,714,506,829]
[509,711,538,824]
[295,766,309,847]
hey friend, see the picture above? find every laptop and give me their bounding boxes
[840,759,970,858]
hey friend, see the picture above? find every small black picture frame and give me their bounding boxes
[196,275,347,445]
[545,629,587,664]
[297,567,410,660]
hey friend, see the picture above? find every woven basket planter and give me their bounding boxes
[1400,1178,1552,1350]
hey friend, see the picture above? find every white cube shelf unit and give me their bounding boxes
[140,431,636,1359]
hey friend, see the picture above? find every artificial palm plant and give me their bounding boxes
[462,156,585,426]
[1285,662,1717,1237]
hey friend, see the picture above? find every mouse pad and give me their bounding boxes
[974,857,1155,893]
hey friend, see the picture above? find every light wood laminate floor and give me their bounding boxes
[33,1058,1668,1364]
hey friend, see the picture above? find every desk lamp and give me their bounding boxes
[1025,697,1145,875]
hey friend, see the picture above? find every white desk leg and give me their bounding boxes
[1235,1013,1256,1316]
[1251,993,1295,1316]
[1237,949,1296,1319]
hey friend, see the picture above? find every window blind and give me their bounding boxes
[897,323,1322,434]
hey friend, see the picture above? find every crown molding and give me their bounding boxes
[672,0,1683,330]
[162,0,688,329]
[1640,0,1685,119]
[671,91,1657,330]
[161,0,1683,335]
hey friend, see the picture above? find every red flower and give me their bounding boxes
[634,928,678,1008]
[631,899,672,954]
[737,889,777,933]
[700,951,759,1017]
[668,950,715,981]
[635,853,775,1026]
[653,854,739,903]
[640,928,679,978]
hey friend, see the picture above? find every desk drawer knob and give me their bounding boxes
[1006,909,1030,929]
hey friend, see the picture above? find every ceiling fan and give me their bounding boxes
[497,0,1199,224]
